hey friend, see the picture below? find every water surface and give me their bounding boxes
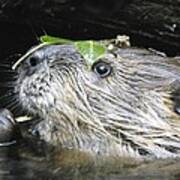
[1,142,180,180]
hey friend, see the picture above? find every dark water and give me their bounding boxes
[1,142,180,180]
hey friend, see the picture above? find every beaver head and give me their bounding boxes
[14,43,180,159]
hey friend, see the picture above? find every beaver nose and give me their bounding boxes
[23,53,44,76]
[26,55,42,68]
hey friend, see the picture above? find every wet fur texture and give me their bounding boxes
[15,43,180,159]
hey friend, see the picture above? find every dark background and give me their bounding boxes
[0,0,180,112]
[0,0,180,58]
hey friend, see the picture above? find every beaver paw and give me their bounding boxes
[0,109,20,146]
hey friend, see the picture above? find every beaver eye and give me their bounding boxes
[93,61,112,78]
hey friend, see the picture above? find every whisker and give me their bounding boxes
[0,75,18,81]
[14,105,24,115]
[0,69,16,74]
[0,92,24,116]
[0,92,16,102]
[10,100,22,114]
[0,90,15,102]
[0,63,11,68]
[1,53,22,63]
[4,97,19,110]
[0,84,15,88]
[7,75,18,80]
[0,53,22,74]
[3,81,16,86]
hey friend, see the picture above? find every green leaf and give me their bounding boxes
[74,41,106,68]
[40,36,107,68]
[40,35,72,44]
[12,35,107,70]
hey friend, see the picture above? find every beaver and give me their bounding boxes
[1,36,180,160]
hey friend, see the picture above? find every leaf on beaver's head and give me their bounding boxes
[12,35,106,70]
[74,41,106,68]
[41,35,106,68]
[40,35,72,45]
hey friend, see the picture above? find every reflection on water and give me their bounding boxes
[0,143,180,180]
